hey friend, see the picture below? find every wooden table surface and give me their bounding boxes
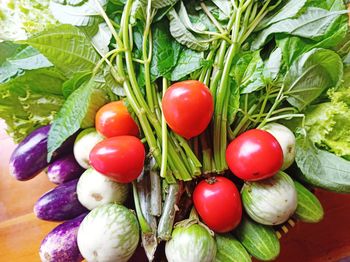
[0,120,350,262]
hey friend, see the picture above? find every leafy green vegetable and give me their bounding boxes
[283,48,343,110]
[23,24,100,77]
[170,48,204,81]
[0,0,57,41]
[295,134,350,193]
[167,8,209,51]
[252,7,348,50]
[231,51,265,94]
[0,45,53,83]
[150,22,182,80]
[263,47,282,82]
[82,22,112,55]
[140,0,178,9]
[50,0,107,26]
[304,86,350,158]
[62,71,92,98]
[0,68,65,142]
[47,78,109,160]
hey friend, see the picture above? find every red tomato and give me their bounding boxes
[162,80,214,139]
[89,136,145,183]
[193,176,242,233]
[226,129,283,181]
[95,101,139,138]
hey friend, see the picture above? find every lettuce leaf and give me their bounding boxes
[305,86,350,158]
[0,68,65,142]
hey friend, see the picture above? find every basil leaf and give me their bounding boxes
[295,135,350,193]
[47,78,109,160]
[283,48,343,110]
[23,24,100,77]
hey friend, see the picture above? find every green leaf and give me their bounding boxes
[252,8,348,50]
[167,8,209,51]
[22,24,100,77]
[0,44,53,83]
[140,0,179,9]
[283,48,343,110]
[47,78,109,160]
[82,22,112,55]
[228,81,240,125]
[150,22,182,80]
[231,51,265,94]
[295,134,350,193]
[257,0,307,31]
[50,0,107,26]
[263,48,282,82]
[62,71,92,97]
[170,48,204,81]
[0,68,65,142]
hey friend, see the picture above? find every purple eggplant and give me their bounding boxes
[47,154,84,184]
[39,212,88,262]
[34,179,87,221]
[9,125,75,181]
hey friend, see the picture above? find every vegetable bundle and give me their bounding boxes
[1,0,350,261]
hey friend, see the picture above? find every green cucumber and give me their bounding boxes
[294,181,324,223]
[215,234,251,262]
[235,217,280,261]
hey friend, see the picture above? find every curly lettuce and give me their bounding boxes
[0,0,58,41]
[305,86,350,159]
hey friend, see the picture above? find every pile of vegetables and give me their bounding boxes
[1,0,350,261]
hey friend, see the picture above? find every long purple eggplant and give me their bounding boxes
[47,154,84,184]
[39,212,88,262]
[9,125,75,181]
[34,179,87,221]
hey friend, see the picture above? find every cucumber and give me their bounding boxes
[235,217,280,261]
[215,234,251,262]
[294,181,324,223]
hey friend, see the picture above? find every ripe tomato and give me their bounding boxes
[226,129,283,181]
[193,176,242,233]
[95,101,139,138]
[162,80,214,139]
[89,136,145,183]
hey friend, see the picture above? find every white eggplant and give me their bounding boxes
[242,171,297,225]
[77,203,139,262]
[165,220,216,262]
[262,123,296,170]
[73,128,104,169]
[77,168,129,210]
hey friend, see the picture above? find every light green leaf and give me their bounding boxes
[50,0,107,26]
[295,135,350,193]
[283,48,343,110]
[211,0,232,19]
[22,24,100,77]
[178,1,206,34]
[263,48,282,82]
[257,0,307,31]
[0,68,65,142]
[167,8,209,51]
[82,22,112,55]
[62,71,92,97]
[170,48,204,81]
[231,51,265,94]
[252,8,348,50]
[47,78,109,160]
[140,0,178,9]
